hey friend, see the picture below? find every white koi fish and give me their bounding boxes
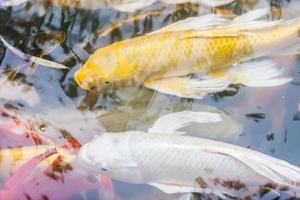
[78,111,300,198]
[79,132,300,198]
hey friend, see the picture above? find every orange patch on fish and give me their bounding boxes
[10,147,23,163]
[0,148,3,164]
[195,176,208,189]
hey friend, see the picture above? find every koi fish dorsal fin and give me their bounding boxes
[148,14,231,35]
[149,8,270,34]
[148,111,221,134]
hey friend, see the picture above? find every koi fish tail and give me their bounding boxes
[208,145,300,198]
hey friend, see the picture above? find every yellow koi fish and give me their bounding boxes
[75,8,297,98]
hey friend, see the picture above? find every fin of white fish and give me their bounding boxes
[150,8,270,34]
[206,146,300,196]
[0,35,68,69]
[111,0,156,12]
[148,111,222,134]
[149,182,200,194]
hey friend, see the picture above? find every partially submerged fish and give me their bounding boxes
[0,77,39,107]
[0,145,116,200]
[0,102,103,147]
[79,131,300,198]
[0,0,235,12]
[0,76,104,146]
[0,145,74,179]
[75,8,295,98]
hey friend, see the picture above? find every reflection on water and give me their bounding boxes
[0,0,300,199]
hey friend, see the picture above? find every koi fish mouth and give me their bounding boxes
[74,69,93,91]
[74,69,110,92]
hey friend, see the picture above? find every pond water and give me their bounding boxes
[0,0,299,199]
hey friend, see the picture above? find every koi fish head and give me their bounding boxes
[79,133,143,183]
[75,53,137,92]
[74,63,110,92]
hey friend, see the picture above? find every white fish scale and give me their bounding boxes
[127,133,267,186]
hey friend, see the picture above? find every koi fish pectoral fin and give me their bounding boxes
[143,77,225,99]
[149,182,202,194]
[144,59,291,99]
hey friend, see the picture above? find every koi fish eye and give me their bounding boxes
[39,124,47,132]
[96,162,110,172]
[104,81,111,85]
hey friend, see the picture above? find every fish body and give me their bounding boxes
[79,132,300,198]
[75,11,298,98]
